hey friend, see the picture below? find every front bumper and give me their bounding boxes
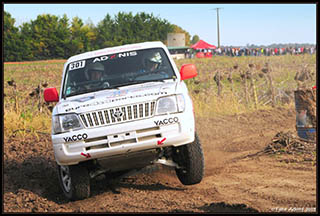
[52,111,195,165]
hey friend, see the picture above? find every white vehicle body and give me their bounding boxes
[51,41,194,166]
[45,41,204,200]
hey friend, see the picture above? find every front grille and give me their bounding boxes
[80,101,156,128]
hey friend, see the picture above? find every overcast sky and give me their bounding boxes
[4,3,317,46]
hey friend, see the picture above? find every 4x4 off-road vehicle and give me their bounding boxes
[44,41,204,200]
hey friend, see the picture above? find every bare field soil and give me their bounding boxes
[3,106,317,213]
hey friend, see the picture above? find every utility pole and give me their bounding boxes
[212,8,223,48]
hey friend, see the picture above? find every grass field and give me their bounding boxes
[177,54,316,116]
[4,54,316,138]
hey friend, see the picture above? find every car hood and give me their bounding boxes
[55,81,178,115]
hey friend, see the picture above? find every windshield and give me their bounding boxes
[62,48,176,98]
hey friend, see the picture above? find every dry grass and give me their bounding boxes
[3,54,316,137]
[176,54,316,117]
[4,108,51,141]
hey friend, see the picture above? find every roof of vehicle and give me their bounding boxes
[66,41,167,64]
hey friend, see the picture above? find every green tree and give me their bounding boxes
[56,14,71,59]
[27,14,71,59]
[67,17,97,56]
[4,11,24,61]
[82,19,97,52]
[95,14,115,48]
[19,22,34,60]
[113,12,134,45]
[69,17,85,55]
[95,12,173,48]
[191,35,200,45]
[4,11,189,61]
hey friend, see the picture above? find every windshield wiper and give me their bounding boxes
[94,85,120,91]
[113,79,165,88]
[64,89,92,98]
[64,86,119,98]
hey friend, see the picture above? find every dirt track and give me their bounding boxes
[3,106,317,213]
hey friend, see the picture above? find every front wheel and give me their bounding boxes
[57,164,90,200]
[173,132,204,185]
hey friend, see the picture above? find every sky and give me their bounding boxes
[3,3,317,47]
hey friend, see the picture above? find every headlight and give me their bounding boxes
[155,95,185,115]
[52,114,84,134]
[176,94,185,112]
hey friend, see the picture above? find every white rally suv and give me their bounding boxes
[44,41,204,200]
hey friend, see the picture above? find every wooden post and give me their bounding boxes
[38,82,42,113]
[10,83,19,113]
[217,71,222,97]
[250,77,258,109]
[249,68,258,109]
[14,88,19,113]
[267,74,276,107]
[214,71,223,97]
[244,73,249,106]
[228,68,234,93]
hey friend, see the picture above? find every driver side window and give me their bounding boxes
[69,69,87,84]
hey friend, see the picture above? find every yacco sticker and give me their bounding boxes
[154,117,179,126]
[69,60,85,71]
[63,133,88,143]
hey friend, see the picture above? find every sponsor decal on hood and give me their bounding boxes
[72,96,95,103]
[60,82,176,113]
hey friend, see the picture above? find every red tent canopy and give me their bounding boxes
[191,40,216,49]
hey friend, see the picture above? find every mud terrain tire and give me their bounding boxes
[173,132,204,185]
[57,164,90,200]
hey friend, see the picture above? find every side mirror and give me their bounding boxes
[180,64,197,80]
[44,87,59,102]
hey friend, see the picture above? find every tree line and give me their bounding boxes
[4,11,196,62]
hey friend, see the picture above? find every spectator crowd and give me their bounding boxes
[187,46,316,58]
